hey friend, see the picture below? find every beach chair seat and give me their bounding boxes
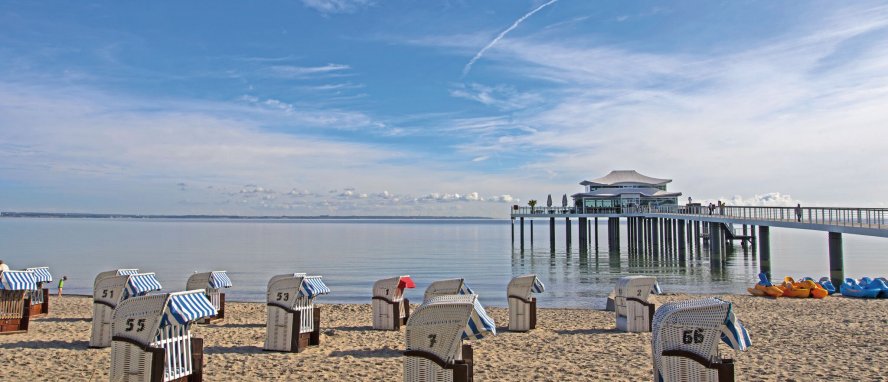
[24,267,52,317]
[507,274,545,332]
[372,275,416,330]
[0,270,38,334]
[186,271,233,323]
[91,270,162,348]
[110,290,216,382]
[651,298,751,382]
[403,294,496,382]
[614,275,660,332]
[264,273,330,352]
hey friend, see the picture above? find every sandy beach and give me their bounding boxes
[2,294,886,381]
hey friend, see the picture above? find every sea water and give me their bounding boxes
[3,217,887,308]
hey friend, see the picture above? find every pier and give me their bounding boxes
[510,170,888,289]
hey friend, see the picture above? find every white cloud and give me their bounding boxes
[449,83,543,111]
[268,63,351,78]
[300,0,373,14]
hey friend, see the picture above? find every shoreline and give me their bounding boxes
[2,294,886,380]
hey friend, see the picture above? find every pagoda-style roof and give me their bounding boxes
[571,187,681,198]
[580,170,671,187]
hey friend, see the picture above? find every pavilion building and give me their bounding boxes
[571,170,681,212]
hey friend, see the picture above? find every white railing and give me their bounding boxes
[153,323,193,382]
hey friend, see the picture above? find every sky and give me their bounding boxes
[2,0,888,217]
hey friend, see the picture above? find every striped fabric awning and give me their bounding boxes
[531,277,546,293]
[463,298,497,340]
[26,267,53,283]
[652,282,663,295]
[298,276,331,298]
[458,282,474,295]
[0,270,38,291]
[209,271,233,289]
[117,269,139,276]
[165,291,218,325]
[721,304,752,351]
[125,273,163,297]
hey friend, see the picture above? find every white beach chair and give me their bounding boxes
[0,270,38,334]
[25,267,52,317]
[651,298,751,382]
[109,290,216,382]
[614,276,660,332]
[91,270,163,348]
[403,294,496,382]
[186,271,233,323]
[507,274,545,332]
[372,275,416,330]
[264,273,331,352]
[423,278,473,302]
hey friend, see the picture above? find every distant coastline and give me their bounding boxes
[0,211,494,220]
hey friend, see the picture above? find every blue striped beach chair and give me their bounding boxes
[0,269,38,334]
[110,290,216,382]
[264,273,331,352]
[25,267,52,317]
[186,271,233,323]
[507,274,545,332]
[91,270,163,348]
[651,298,751,382]
[372,275,416,330]
[615,275,660,332]
[404,294,496,382]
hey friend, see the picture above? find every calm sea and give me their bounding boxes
[4,218,887,308]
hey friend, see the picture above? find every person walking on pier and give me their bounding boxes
[795,203,802,222]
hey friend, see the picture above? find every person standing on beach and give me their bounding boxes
[58,276,67,297]
[795,203,802,222]
[0,260,9,272]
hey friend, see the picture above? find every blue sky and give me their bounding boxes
[2,0,888,216]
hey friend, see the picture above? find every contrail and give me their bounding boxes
[462,0,559,77]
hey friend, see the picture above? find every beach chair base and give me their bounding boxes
[111,336,204,382]
[264,306,322,353]
[0,294,29,335]
[26,288,50,318]
[661,349,734,382]
[616,298,654,332]
[372,297,411,330]
[404,344,474,382]
[507,296,537,332]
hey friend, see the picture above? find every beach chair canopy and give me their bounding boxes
[424,278,474,302]
[25,267,52,283]
[463,296,496,340]
[187,271,233,290]
[117,269,139,275]
[125,273,163,297]
[164,290,218,326]
[267,273,330,306]
[654,298,751,352]
[507,274,545,300]
[0,270,38,291]
[300,276,330,298]
[209,271,233,289]
[373,275,415,299]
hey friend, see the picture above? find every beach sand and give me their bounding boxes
[2,294,886,381]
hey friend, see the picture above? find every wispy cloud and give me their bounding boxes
[449,83,543,111]
[268,63,352,78]
[462,0,560,77]
[301,0,374,14]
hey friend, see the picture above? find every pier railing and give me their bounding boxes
[512,205,888,229]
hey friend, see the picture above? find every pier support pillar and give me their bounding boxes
[608,217,620,252]
[828,232,844,291]
[678,219,687,257]
[594,217,599,249]
[530,220,534,246]
[511,217,515,246]
[549,217,555,251]
[710,222,722,256]
[565,217,571,250]
[758,226,770,277]
[579,217,588,252]
[519,217,525,249]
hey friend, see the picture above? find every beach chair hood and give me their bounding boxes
[0,270,38,291]
[424,278,473,302]
[125,273,163,298]
[267,273,330,308]
[25,267,52,283]
[507,274,545,300]
[164,290,218,326]
[187,271,233,290]
[209,271,233,289]
[373,275,415,300]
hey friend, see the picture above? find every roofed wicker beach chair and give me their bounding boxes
[264,273,331,352]
[372,275,416,330]
[423,278,474,302]
[0,269,38,334]
[186,271,233,324]
[404,294,496,382]
[91,270,163,348]
[110,290,216,382]
[507,274,545,332]
[25,267,52,317]
[614,275,660,332]
[651,298,751,382]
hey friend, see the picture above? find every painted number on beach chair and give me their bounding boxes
[125,318,147,332]
[682,329,704,344]
[428,334,437,348]
[102,289,114,299]
[276,292,290,301]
